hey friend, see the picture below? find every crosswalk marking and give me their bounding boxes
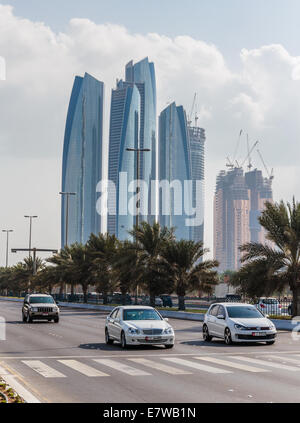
[22,360,66,378]
[161,357,232,374]
[93,359,151,376]
[228,356,300,371]
[58,360,109,377]
[128,358,193,375]
[194,356,270,373]
[266,355,300,365]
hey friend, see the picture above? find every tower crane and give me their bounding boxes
[256,149,274,180]
[240,140,259,168]
[187,93,197,126]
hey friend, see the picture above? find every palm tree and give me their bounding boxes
[161,240,219,310]
[238,199,300,316]
[86,233,119,304]
[129,222,175,307]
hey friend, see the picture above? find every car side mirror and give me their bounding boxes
[164,318,169,322]
[114,318,120,323]
[265,314,269,318]
[217,314,225,320]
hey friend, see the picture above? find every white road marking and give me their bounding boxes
[93,359,151,376]
[266,355,300,365]
[194,356,270,373]
[162,357,232,374]
[228,356,300,371]
[22,360,66,378]
[58,360,109,377]
[128,358,193,375]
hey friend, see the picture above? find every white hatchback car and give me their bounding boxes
[105,306,175,349]
[255,298,282,316]
[203,303,277,345]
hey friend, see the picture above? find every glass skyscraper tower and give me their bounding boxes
[107,57,156,239]
[61,72,104,247]
[158,102,192,240]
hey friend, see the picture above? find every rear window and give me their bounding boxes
[262,299,278,304]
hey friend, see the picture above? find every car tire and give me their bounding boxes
[54,317,59,323]
[202,324,212,342]
[165,344,174,349]
[26,313,33,323]
[120,331,127,349]
[266,340,275,345]
[22,313,26,323]
[105,329,114,345]
[224,328,233,345]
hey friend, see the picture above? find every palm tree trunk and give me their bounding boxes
[292,284,300,317]
[82,286,88,303]
[178,295,185,311]
[150,293,155,308]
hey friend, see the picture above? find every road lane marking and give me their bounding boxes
[161,357,232,374]
[22,360,66,378]
[58,360,109,377]
[266,355,300,365]
[228,356,300,371]
[194,356,270,373]
[128,358,193,375]
[93,359,151,376]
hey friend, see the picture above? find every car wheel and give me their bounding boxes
[266,340,275,345]
[54,317,59,323]
[224,328,233,345]
[105,328,114,345]
[120,331,127,349]
[202,324,212,342]
[165,344,174,349]
[22,313,26,323]
[26,313,33,323]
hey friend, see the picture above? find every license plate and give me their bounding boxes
[42,313,49,316]
[253,332,266,337]
[145,337,161,341]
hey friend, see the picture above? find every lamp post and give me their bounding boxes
[24,215,38,258]
[126,147,150,304]
[59,192,76,247]
[2,229,13,267]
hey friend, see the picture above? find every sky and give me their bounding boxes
[0,1,300,265]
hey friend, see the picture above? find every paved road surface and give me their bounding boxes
[0,300,299,403]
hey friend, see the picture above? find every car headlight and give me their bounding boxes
[269,323,276,330]
[163,327,174,334]
[31,307,38,312]
[127,327,140,335]
[234,324,247,331]
[52,307,58,312]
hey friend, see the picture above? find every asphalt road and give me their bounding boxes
[0,300,299,403]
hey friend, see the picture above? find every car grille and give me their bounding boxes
[246,327,270,331]
[143,329,163,335]
[37,307,53,313]
[138,339,168,343]
[237,334,276,340]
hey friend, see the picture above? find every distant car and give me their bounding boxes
[105,306,174,348]
[255,298,282,315]
[203,303,276,345]
[22,294,60,323]
[225,294,241,302]
[160,295,173,307]
[108,292,132,305]
[141,296,163,307]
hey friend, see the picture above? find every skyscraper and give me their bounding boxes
[107,58,156,239]
[188,126,205,243]
[214,166,273,271]
[158,102,192,240]
[61,72,104,247]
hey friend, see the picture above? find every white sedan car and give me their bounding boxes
[105,306,175,349]
[203,303,277,345]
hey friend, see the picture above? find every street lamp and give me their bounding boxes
[126,147,150,304]
[24,215,38,258]
[59,192,76,247]
[2,229,13,267]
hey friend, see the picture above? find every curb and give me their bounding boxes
[0,363,41,403]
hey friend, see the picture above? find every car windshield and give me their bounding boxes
[227,306,263,318]
[123,309,161,321]
[29,297,55,304]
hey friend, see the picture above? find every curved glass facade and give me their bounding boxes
[158,102,192,240]
[61,72,104,247]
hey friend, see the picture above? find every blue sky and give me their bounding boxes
[7,0,300,68]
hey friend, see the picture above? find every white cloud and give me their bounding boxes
[0,4,300,263]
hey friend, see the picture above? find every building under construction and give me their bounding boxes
[214,165,273,272]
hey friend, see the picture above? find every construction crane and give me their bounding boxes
[226,129,243,168]
[246,134,252,171]
[240,140,259,168]
[256,149,274,180]
[187,93,197,126]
